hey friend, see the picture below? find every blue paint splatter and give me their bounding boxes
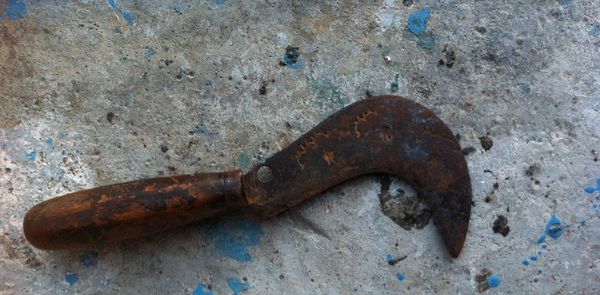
[80,251,98,268]
[407,7,430,35]
[25,151,37,161]
[171,6,182,14]
[227,278,249,295]
[107,0,135,25]
[406,8,435,49]
[353,287,359,292]
[7,0,27,21]
[391,74,400,93]
[193,283,214,295]
[187,3,193,9]
[283,47,303,70]
[536,233,546,244]
[65,273,78,286]
[396,273,405,282]
[386,254,394,265]
[530,255,537,261]
[204,217,262,262]
[487,274,501,288]
[121,11,135,25]
[522,259,529,266]
[584,179,600,193]
[545,214,562,239]
[46,138,54,148]
[144,48,155,58]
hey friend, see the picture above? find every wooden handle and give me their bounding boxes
[23,170,245,250]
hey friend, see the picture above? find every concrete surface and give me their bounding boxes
[1,0,599,294]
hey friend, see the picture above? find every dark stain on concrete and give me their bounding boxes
[525,163,541,176]
[462,146,476,155]
[492,215,510,236]
[475,268,492,292]
[479,135,493,151]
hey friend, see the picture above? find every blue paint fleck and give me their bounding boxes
[193,283,214,295]
[187,3,193,9]
[390,74,400,93]
[107,0,135,25]
[46,138,54,147]
[7,0,27,21]
[545,214,562,239]
[65,273,78,286]
[80,251,98,268]
[386,254,394,265]
[396,273,405,282]
[121,11,135,25]
[25,151,37,161]
[171,6,182,14]
[144,48,155,58]
[522,259,529,266]
[530,255,537,261]
[283,53,303,70]
[580,220,586,226]
[353,287,359,292]
[227,278,249,295]
[407,7,430,35]
[536,233,546,244]
[204,217,262,262]
[584,179,600,193]
[487,274,501,288]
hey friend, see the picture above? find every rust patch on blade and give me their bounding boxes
[322,151,336,166]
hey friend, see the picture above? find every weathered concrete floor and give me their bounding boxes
[1,0,599,294]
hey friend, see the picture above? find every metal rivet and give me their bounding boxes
[257,166,273,183]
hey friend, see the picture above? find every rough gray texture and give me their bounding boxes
[1,0,599,294]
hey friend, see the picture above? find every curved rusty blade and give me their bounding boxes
[243,96,472,258]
